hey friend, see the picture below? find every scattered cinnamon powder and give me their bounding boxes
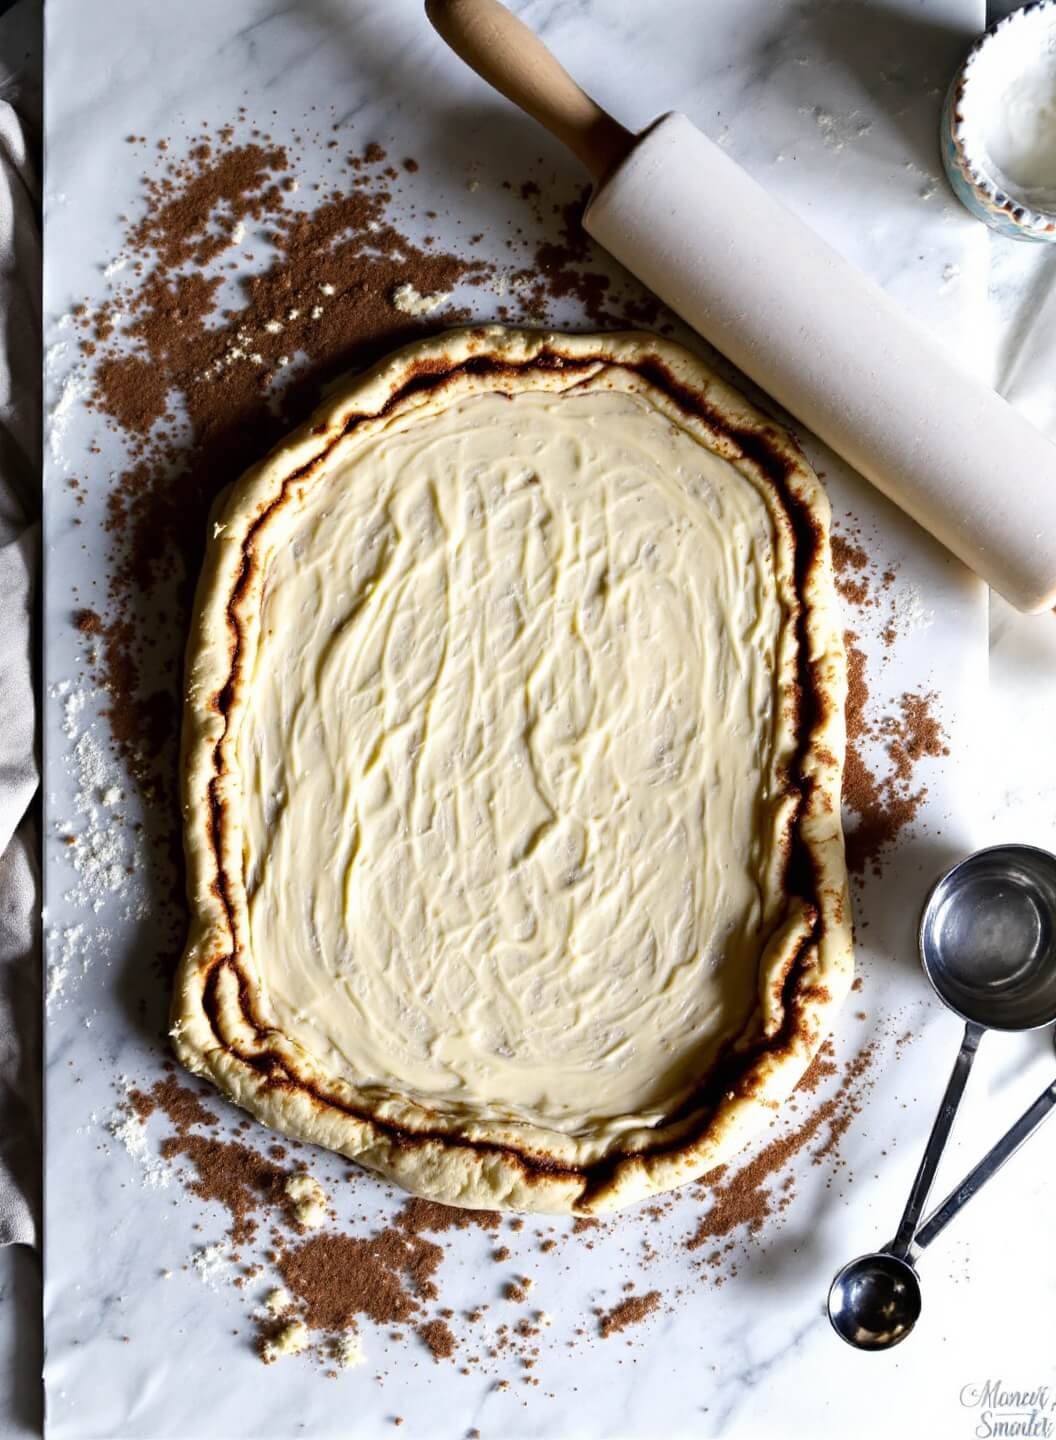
[128,141,290,270]
[160,1132,291,1246]
[830,524,898,626]
[830,521,949,873]
[795,1037,839,1093]
[278,1227,443,1329]
[127,1071,700,1370]
[830,533,871,607]
[844,631,869,729]
[527,194,661,329]
[810,1044,875,1164]
[686,1042,876,1251]
[598,1291,660,1338]
[831,534,869,574]
[126,1075,512,1366]
[129,1072,218,1131]
[841,631,948,874]
[880,692,949,782]
[397,1198,500,1236]
[94,353,172,435]
[126,1073,313,1245]
[73,607,103,636]
[418,1318,458,1361]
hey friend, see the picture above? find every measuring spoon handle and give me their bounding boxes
[890,1020,984,1260]
[914,1077,1056,1253]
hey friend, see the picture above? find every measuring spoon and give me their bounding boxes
[827,844,1056,1350]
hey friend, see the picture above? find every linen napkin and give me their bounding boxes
[0,0,40,1250]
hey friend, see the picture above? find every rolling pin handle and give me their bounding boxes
[424,0,633,180]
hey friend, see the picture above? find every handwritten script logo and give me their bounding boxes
[960,1381,1056,1438]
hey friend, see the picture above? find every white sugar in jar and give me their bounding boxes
[943,1,1056,241]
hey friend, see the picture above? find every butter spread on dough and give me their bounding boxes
[172,327,852,1214]
[242,388,786,1139]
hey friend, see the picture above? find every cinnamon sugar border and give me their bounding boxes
[180,330,843,1206]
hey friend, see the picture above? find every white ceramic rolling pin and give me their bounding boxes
[426,0,1056,614]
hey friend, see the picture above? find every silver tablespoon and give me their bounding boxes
[828,844,1056,1351]
[828,1026,1056,1349]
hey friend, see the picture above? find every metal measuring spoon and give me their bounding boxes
[915,1027,1056,1247]
[828,844,1056,1351]
[829,1026,1056,1349]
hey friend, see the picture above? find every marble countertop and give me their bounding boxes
[13,0,1056,1436]
[985,238,1056,855]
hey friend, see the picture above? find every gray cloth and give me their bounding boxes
[0,0,40,1250]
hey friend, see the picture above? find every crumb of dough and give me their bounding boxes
[285,1173,328,1229]
[334,1332,365,1368]
[262,1319,309,1362]
[390,281,450,316]
[265,1286,291,1315]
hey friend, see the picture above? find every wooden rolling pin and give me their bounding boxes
[425,0,1056,613]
